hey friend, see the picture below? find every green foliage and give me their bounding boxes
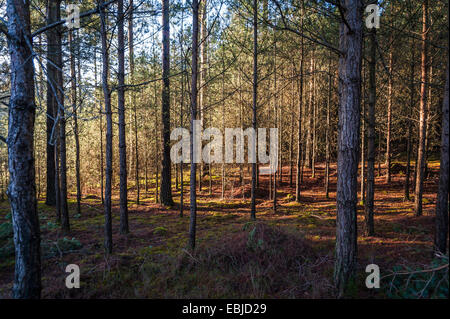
[153,226,168,236]
[0,222,12,240]
[0,239,14,259]
[42,221,58,231]
[386,256,449,299]
[42,237,82,258]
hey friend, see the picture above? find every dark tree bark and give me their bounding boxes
[414,0,429,216]
[221,44,226,200]
[160,0,174,206]
[100,3,113,254]
[325,55,331,199]
[54,0,69,234]
[434,64,449,253]
[295,1,304,202]
[45,0,57,207]
[385,44,393,184]
[198,0,207,193]
[180,6,186,217]
[250,0,258,220]
[118,0,129,234]
[364,25,376,237]
[360,57,366,203]
[334,0,362,297]
[189,0,199,250]
[129,0,139,205]
[405,44,415,201]
[69,30,81,216]
[6,0,41,299]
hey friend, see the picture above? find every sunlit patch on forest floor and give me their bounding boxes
[0,161,446,298]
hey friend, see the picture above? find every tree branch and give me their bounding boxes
[0,17,8,37]
[268,0,343,55]
[0,135,6,144]
[31,0,118,38]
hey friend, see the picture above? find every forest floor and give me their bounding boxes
[0,160,446,299]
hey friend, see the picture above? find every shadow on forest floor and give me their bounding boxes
[0,161,445,299]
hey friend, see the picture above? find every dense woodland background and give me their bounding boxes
[0,0,448,299]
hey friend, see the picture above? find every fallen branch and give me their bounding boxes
[381,263,449,279]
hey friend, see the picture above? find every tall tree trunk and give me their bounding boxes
[129,0,139,205]
[405,44,415,201]
[53,0,69,233]
[334,0,362,297]
[364,25,376,237]
[414,0,429,216]
[118,0,129,234]
[305,55,314,168]
[272,34,277,213]
[100,3,113,254]
[325,55,331,199]
[198,0,207,192]
[295,1,304,202]
[360,57,366,203]
[45,0,57,207]
[289,70,294,188]
[6,0,41,299]
[55,128,61,222]
[250,0,258,220]
[221,44,226,200]
[424,59,433,179]
[385,35,393,183]
[69,30,81,216]
[189,0,199,250]
[160,0,174,206]
[179,4,186,217]
[434,64,449,253]
[311,59,317,178]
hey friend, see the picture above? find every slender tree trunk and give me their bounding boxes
[272,35,277,213]
[69,30,81,216]
[52,0,69,234]
[311,59,317,178]
[414,0,429,216]
[160,0,174,206]
[364,25,376,237]
[295,1,304,202]
[360,59,366,203]
[129,0,139,205]
[305,55,314,168]
[250,0,258,220]
[100,4,113,254]
[118,0,129,234]
[289,70,294,187]
[179,5,185,217]
[55,129,61,222]
[198,0,207,193]
[221,44,226,200]
[45,0,57,207]
[325,55,331,198]
[189,0,199,250]
[405,45,415,201]
[434,64,449,253]
[334,0,362,297]
[424,60,433,179]
[386,36,393,183]
[6,0,41,298]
